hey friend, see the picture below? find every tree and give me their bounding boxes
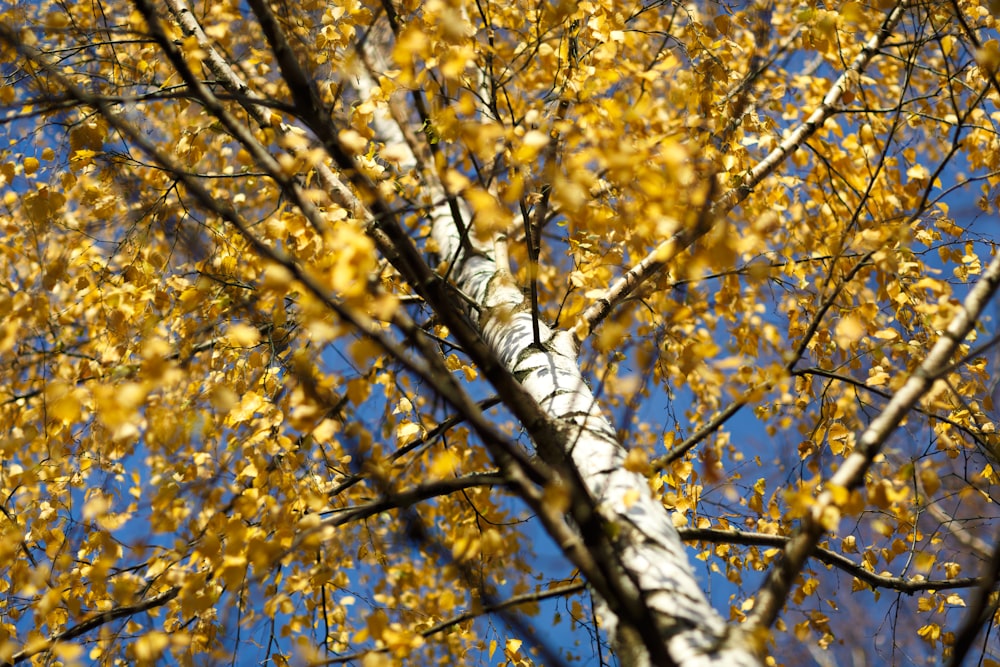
[1,0,1000,664]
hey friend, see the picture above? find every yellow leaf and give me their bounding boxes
[226,323,261,347]
[542,481,572,514]
[596,320,627,353]
[134,630,169,661]
[394,24,429,61]
[429,450,459,477]
[338,129,368,154]
[867,367,891,387]
[221,554,248,588]
[366,609,388,641]
[623,448,649,473]
[45,11,70,29]
[834,316,864,348]
[46,380,83,423]
[515,130,549,163]
[914,551,935,572]
[940,35,956,57]
[919,468,940,496]
[451,534,480,561]
[23,186,66,224]
[840,1,863,23]
[209,385,238,412]
[350,338,382,366]
[826,484,849,506]
[346,377,370,405]
[204,23,228,40]
[262,263,293,290]
[380,143,411,166]
[481,528,503,555]
[82,492,111,520]
[383,626,424,654]
[917,623,940,642]
[464,187,510,242]
[361,653,392,667]
[977,39,1000,71]
[228,391,266,424]
[819,504,840,530]
[396,420,422,445]
[51,642,83,662]
[784,484,815,519]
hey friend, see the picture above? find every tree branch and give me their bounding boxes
[319,472,507,529]
[309,581,585,666]
[323,397,502,499]
[2,586,180,666]
[0,17,553,523]
[679,528,983,594]
[162,0,359,212]
[577,0,909,341]
[794,366,995,453]
[945,523,1000,667]
[654,251,875,471]
[744,246,1000,636]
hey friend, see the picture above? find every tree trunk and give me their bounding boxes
[426,186,759,666]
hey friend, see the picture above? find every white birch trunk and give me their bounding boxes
[355,61,759,663]
[432,209,759,667]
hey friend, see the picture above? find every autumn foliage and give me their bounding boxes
[2,0,1000,665]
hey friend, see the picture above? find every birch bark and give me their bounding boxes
[432,205,762,667]
[356,50,761,667]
